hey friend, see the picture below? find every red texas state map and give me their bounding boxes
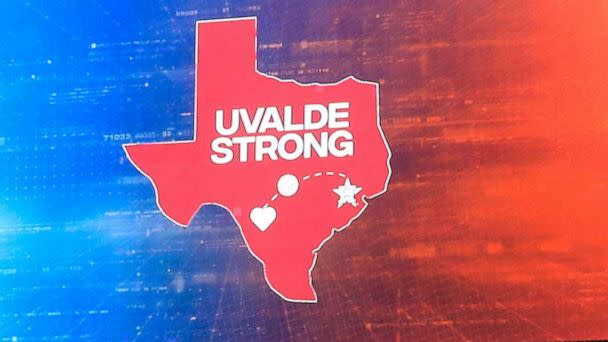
[123,17,391,303]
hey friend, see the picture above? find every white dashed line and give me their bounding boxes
[263,172,350,207]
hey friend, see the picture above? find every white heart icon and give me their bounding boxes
[250,206,277,231]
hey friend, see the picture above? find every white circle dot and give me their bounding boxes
[277,174,299,197]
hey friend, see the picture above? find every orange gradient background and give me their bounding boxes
[300,1,608,340]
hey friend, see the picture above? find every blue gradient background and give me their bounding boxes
[0,1,291,340]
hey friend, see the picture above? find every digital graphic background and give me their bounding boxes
[1,0,608,340]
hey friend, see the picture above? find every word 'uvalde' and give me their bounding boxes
[210,102,354,164]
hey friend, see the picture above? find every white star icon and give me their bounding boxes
[332,178,362,208]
